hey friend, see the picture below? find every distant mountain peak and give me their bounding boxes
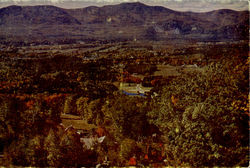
[115,1,149,9]
[0,3,248,43]
[120,1,146,6]
[0,5,81,25]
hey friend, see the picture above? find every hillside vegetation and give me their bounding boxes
[0,41,248,167]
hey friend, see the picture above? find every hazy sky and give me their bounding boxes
[0,0,248,12]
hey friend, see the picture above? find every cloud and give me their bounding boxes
[0,0,248,11]
[0,0,247,2]
[0,0,247,3]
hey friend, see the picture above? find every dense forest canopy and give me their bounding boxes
[0,41,249,167]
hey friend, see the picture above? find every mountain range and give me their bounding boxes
[0,2,248,44]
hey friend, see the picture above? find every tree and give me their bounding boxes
[63,95,77,115]
[101,95,151,139]
[147,63,248,167]
[44,129,62,167]
[118,138,137,166]
[59,128,90,167]
[76,97,104,124]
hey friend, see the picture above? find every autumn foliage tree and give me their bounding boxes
[147,61,249,167]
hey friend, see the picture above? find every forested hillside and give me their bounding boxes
[0,41,248,167]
